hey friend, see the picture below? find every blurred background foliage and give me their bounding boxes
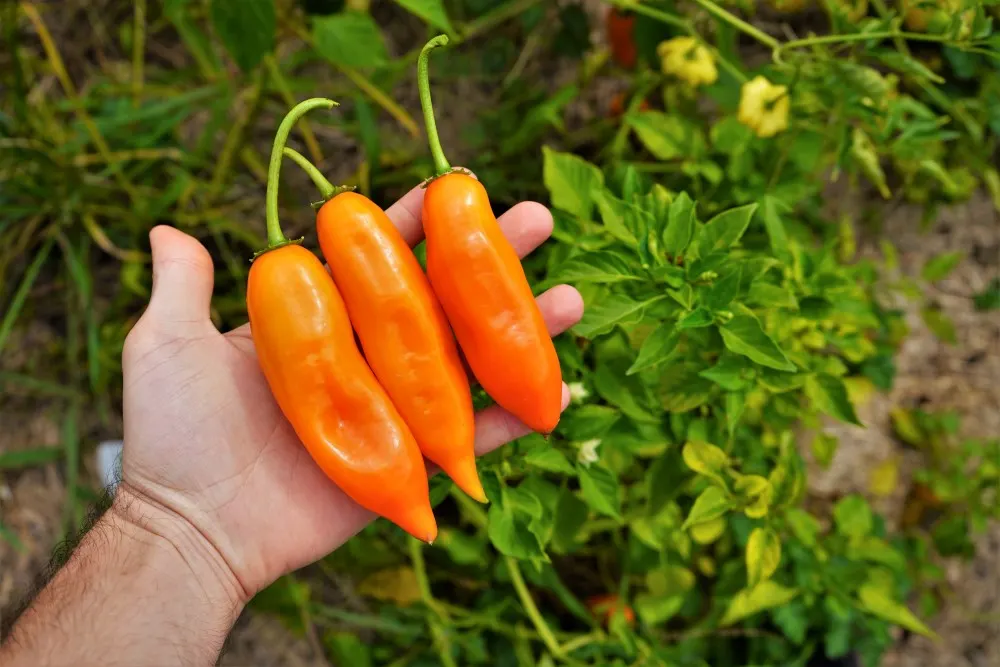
[1,1,999,666]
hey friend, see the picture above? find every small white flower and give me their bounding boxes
[577,439,602,466]
[568,382,589,403]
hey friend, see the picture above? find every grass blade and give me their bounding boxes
[0,446,63,470]
[0,236,54,356]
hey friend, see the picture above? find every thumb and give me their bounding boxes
[144,225,215,330]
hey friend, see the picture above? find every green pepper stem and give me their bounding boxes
[417,35,452,176]
[264,98,338,250]
[282,147,337,199]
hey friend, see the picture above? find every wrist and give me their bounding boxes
[110,483,250,618]
[1,486,248,667]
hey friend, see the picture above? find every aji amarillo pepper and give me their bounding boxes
[280,145,484,502]
[417,36,563,434]
[246,99,436,542]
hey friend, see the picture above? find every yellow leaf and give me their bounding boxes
[844,376,875,407]
[746,527,782,587]
[690,516,727,544]
[357,566,421,606]
[720,581,799,626]
[869,458,899,497]
[890,407,923,447]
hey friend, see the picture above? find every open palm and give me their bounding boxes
[120,183,583,599]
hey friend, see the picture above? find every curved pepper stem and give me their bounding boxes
[417,35,452,177]
[282,147,355,208]
[261,98,338,255]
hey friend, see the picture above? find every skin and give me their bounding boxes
[316,192,481,502]
[425,173,564,434]
[248,244,437,541]
[0,184,583,666]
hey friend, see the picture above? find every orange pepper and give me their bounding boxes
[587,594,637,627]
[281,148,483,502]
[606,9,638,69]
[417,37,563,434]
[247,99,436,542]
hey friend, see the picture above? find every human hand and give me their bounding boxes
[119,184,584,606]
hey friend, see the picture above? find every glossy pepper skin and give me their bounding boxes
[248,246,436,540]
[417,37,562,434]
[312,189,483,502]
[247,99,436,542]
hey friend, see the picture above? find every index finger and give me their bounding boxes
[385,184,427,247]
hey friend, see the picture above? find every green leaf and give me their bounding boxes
[647,449,686,514]
[682,486,733,529]
[578,465,622,520]
[746,527,781,587]
[711,116,753,152]
[797,296,833,319]
[627,111,692,160]
[785,508,820,547]
[658,363,715,413]
[593,190,638,245]
[811,433,839,469]
[720,581,799,626]
[523,447,576,475]
[736,475,773,519]
[551,489,589,553]
[761,196,791,262]
[575,294,665,338]
[651,264,685,287]
[662,192,696,258]
[833,495,872,540]
[704,266,742,310]
[858,583,936,638]
[627,324,680,375]
[725,391,745,436]
[649,565,696,596]
[921,305,957,344]
[210,0,275,71]
[393,0,454,34]
[313,12,388,69]
[595,353,655,422]
[772,601,809,645]
[682,441,729,479]
[747,281,797,309]
[697,204,758,253]
[921,252,963,282]
[559,405,620,440]
[507,486,543,520]
[758,368,805,393]
[719,314,796,371]
[635,594,685,625]
[543,147,603,220]
[678,307,713,329]
[805,374,862,425]
[973,278,1000,311]
[551,251,640,285]
[699,352,752,391]
[488,504,547,561]
[325,632,373,667]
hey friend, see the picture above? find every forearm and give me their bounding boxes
[1,488,246,666]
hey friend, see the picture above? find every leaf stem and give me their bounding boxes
[417,35,452,176]
[262,98,337,252]
[688,0,779,50]
[505,556,564,658]
[409,539,457,667]
[775,31,954,61]
[282,147,354,202]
